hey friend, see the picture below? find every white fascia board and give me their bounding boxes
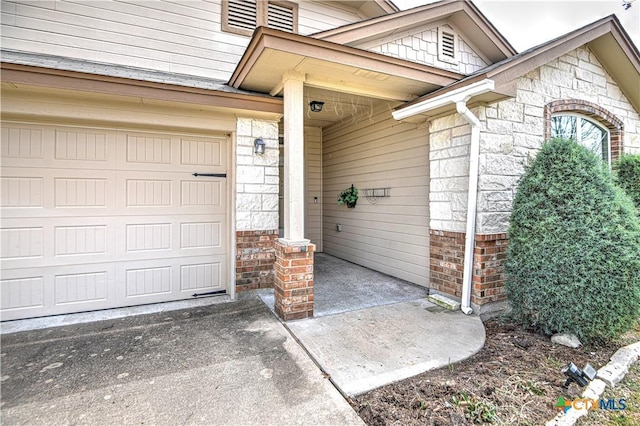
[392,79,495,121]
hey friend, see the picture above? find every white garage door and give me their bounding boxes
[1,122,229,321]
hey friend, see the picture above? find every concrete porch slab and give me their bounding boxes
[285,298,485,396]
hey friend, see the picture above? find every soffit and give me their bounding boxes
[229,27,463,103]
[302,86,392,128]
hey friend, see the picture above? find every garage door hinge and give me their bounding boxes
[192,172,227,178]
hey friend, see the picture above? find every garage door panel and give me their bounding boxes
[52,127,117,170]
[1,122,229,321]
[180,179,226,213]
[180,258,224,293]
[1,274,45,318]
[1,217,118,270]
[180,217,226,252]
[1,123,117,170]
[116,255,225,305]
[116,131,226,173]
[117,172,226,216]
[1,263,117,321]
[1,168,117,219]
[116,215,226,262]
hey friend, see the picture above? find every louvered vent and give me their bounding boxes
[441,31,456,59]
[268,2,294,32]
[227,0,257,31]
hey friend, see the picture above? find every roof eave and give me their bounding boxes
[394,15,640,120]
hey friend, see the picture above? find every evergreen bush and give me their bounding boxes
[614,153,640,210]
[505,138,640,343]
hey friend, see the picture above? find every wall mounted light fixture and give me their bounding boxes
[309,101,324,112]
[254,138,265,155]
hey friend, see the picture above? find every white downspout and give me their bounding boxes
[456,101,481,315]
[392,78,494,316]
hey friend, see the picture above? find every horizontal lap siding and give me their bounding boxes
[2,0,366,81]
[305,127,322,251]
[297,2,363,34]
[2,0,246,80]
[322,107,430,286]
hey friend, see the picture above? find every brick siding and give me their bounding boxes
[472,233,508,305]
[430,229,508,306]
[235,230,278,292]
[274,241,315,320]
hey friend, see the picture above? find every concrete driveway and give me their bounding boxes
[0,295,364,425]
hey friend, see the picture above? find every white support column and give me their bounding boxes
[282,72,308,243]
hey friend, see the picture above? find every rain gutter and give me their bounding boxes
[392,79,495,315]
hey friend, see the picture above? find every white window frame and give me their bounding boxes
[551,113,611,167]
[222,0,298,36]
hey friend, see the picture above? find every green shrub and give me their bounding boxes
[614,153,640,210]
[505,138,640,343]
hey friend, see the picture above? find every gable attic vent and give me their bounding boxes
[223,0,297,36]
[438,27,459,65]
[227,0,258,32]
[268,2,295,33]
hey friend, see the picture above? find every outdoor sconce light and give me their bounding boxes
[561,362,597,389]
[309,101,324,112]
[254,138,265,155]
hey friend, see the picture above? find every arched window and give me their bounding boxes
[551,114,610,165]
[544,100,624,165]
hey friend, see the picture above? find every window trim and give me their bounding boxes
[222,0,298,37]
[544,100,624,164]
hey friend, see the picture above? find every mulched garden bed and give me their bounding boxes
[350,318,640,425]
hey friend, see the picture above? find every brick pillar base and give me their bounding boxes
[274,240,315,321]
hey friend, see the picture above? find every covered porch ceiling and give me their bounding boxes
[229,27,464,128]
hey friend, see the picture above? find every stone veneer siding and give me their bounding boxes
[476,45,640,234]
[428,46,640,307]
[235,118,279,292]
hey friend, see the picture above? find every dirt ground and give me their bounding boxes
[350,318,640,426]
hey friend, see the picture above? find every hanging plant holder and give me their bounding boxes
[337,184,359,208]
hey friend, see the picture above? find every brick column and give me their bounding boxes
[274,240,315,321]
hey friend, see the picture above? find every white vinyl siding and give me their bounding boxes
[322,106,430,286]
[304,127,322,251]
[297,2,364,34]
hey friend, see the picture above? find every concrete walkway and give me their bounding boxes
[0,296,364,426]
[1,254,486,424]
[260,253,486,396]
